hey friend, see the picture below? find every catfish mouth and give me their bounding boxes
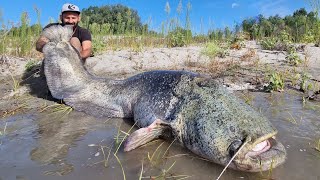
[230,135,286,172]
[246,138,272,157]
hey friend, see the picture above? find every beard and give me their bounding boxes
[61,21,78,29]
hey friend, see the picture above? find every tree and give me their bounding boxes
[81,4,146,35]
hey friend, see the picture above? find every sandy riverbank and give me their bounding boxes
[1,40,319,100]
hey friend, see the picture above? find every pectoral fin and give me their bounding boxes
[124,119,170,152]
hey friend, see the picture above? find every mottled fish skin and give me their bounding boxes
[42,25,286,172]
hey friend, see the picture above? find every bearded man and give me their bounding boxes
[36,3,92,61]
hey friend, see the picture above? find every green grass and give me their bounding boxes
[265,72,285,92]
[138,161,144,180]
[239,91,255,106]
[89,125,192,179]
[202,41,229,58]
[10,74,20,94]
[147,141,166,166]
[114,153,126,180]
[315,139,320,152]
[286,112,298,124]
[39,103,73,118]
[25,59,38,72]
[259,157,276,180]
[0,122,8,145]
[114,122,137,155]
[1,100,28,118]
[286,51,302,66]
[140,161,190,180]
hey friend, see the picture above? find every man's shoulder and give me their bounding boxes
[77,26,91,34]
[75,25,92,42]
[43,23,61,29]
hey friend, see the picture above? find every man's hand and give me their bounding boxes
[36,36,50,52]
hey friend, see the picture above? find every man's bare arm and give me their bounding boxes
[36,36,49,52]
[80,40,92,60]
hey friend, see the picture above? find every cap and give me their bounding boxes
[61,3,80,14]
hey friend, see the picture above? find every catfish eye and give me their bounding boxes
[228,139,243,157]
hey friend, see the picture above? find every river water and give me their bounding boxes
[0,90,319,180]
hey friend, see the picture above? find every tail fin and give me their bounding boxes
[41,25,73,43]
[41,25,90,100]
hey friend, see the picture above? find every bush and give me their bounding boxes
[260,30,294,51]
[302,31,315,43]
[260,37,295,51]
[315,37,320,47]
[300,73,312,92]
[230,35,245,50]
[193,34,208,43]
[265,72,284,92]
[167,30,186,47]
[25,59,38,72]
[286,51,302,66]
[202,41,229,58]
[260,37,277,50]
[92,37,107,54]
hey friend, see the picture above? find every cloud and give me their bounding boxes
[250,0,291,17]
[232,3,239,8]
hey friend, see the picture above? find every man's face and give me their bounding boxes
[61,11,80,27]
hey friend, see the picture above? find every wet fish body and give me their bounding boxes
[42,25,286,172]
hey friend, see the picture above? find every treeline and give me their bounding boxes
[1,3,320,57]
[81,4,149,35]
[241,8,320,43]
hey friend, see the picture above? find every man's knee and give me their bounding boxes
[70,37,81,52]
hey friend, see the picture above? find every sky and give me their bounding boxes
[0,0,313,34]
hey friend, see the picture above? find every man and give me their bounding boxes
[36,3,92,61]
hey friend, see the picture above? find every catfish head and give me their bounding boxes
[172,76,286,172]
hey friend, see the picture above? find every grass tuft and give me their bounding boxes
[0,122,8,145]
[114,153,126,180]
[1,100,28,118]
[315,139,320,152]
[10,74,20,93]
[25,59,38,72]
[39,103,73,118]
[114,122,137,155]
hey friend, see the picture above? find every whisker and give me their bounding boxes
[216,137,250,180]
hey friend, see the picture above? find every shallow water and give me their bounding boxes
[0,90,319,180]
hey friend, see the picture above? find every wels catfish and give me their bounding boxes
[41,25,286,172]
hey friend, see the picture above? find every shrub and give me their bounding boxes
[315,37,320,47]
[167,30,186,47]
[260,37,277,50]
[202,41,229,58]
[260,31,294,51]
[286,51,302,66]
[300,72,312,92]
[92,37,107,54]
[265,72,284,92]
[230,35,245,50]
[302,31,315,43]
[25,59,38,72]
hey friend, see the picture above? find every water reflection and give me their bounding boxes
[0,90,319,180]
